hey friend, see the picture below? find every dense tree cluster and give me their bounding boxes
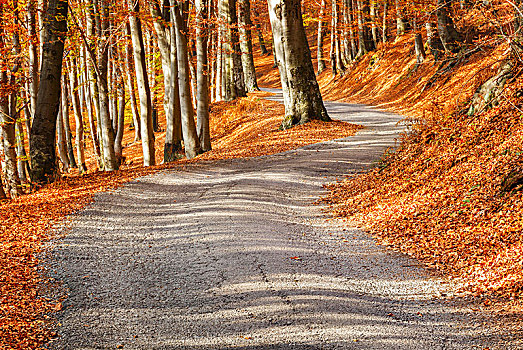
[0,0,521,199]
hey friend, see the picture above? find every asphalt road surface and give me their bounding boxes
[46,90,498,349]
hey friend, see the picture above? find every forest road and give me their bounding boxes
[47,89,496,349]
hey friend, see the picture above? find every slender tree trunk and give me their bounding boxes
[56,103,69,172]
[382,0,388,43]
[164,16,184,162]
[221,0,247,100]
[238,0,260,91]
[114,66,125,165]
[268,0,330,129]
[129,0,156,166]
[30,0,68,183]
[196,0,212,151]
[27,0,39,123]
[173,0,202,159]
[61,78,77,168]
[1,72,22,197]
[97,0,119,171]
[370,0,379,47]
[68,58,86,172]
[317,0,327,74]
[356,0,368,57]
[125,24,141,142]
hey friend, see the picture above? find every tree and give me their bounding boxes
[196,0,212,151]
[316,0,327,74]
[173,0,202,159]
[30,0,68,183]
[238,0,260,92]
[268,0,331,129]
[129,0,155,166]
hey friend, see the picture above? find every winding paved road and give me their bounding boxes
[47,90,493,349]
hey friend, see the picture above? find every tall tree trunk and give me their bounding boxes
[164,16,183,162]
[356,0,368,57]
[27,0,39,123]
[129,0,156,166]
[221,0,247,100]
[173,0,202,159]
[125,24,141,142]
[1,72,22,198]
[268,0,331,129]
[317,0,327,74]
[114,66,125,165]
[30,0,68,183]
[61,77,77,168]
[238,0,260,92]
[97,0,119,171]
[382,0,388,43]
[56,102,69,172]
[370,0,379,47]
[437,0,462,53]
[68,58,87,172]
[196,0,212,151]
[19,106,31,182]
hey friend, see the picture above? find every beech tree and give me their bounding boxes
[30,0,68,183]
[129,0,155,166]
[268,0,330,128]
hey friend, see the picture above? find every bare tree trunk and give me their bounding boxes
[317,0,327,74]
[238,0,260,92]
[68,58,87,172]
[18,107,30,182]
[196,0,212,151]
[268,0,330,129]
[129,0,156,166]
[61,77,77,168]
[1,72,22,197]
[164,17,184,162]
[221,0,247,100]
[125,23,141,142]
[97,0,119,171]
[114,66,125,165]
[370,0,379,47]
[173,0,202,159]
[30,0,68,183]
[56,103,70,172]
[27,0,39,123]
[216,27,223,101]
[382,0,388,43]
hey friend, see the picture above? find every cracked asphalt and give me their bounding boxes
[46,90,499,349]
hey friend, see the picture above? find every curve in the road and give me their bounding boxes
[46,91,491,349]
